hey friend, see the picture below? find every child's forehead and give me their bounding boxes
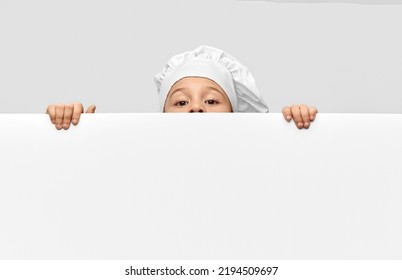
[170,77,225,92]
[172,76,220,87]
[168,77,227,97]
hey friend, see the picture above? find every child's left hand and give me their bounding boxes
[282,104,318,129]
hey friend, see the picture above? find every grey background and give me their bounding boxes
[247,0,402,5]
[1,0,402,113]
[245,0,402,4]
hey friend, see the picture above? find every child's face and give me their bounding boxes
[163,77,233,113]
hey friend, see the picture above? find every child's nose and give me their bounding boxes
[188,103,205,113]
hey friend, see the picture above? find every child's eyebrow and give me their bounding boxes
[169,87,187,99]
[205,86,226,97]
[168,85,226,99]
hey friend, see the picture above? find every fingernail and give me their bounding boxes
[298,122,303,127]
[56,125,61,129]
[286,115,291,120]
[305,122,310,127]
[72,119,77,124]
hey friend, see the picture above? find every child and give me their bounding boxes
[46,45,317,129]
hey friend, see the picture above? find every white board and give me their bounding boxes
[0,113,401,259]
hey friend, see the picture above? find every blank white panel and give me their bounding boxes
[0,114,401,259]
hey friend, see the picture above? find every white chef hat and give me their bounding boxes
[154,45,269,113]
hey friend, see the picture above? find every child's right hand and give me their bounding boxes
[46,102,96,130]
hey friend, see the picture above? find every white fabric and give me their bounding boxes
[154,45,269,113]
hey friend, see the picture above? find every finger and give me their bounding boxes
[290,104,304,129]
[86,105,96,114]
[46,105,56,124]
[55,104,65,130]
[62,104,74,129]
[309,106,318,121]
[72,103,84,125]
[300,104,310,128]
[282,107,292,122]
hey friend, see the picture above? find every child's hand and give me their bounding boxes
[46,103,96,130]
[282,104,318,129]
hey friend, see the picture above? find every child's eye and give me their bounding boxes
[175,101,188,107]
[205,99,218,105]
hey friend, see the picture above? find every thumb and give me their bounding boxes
[86,105,96,114]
